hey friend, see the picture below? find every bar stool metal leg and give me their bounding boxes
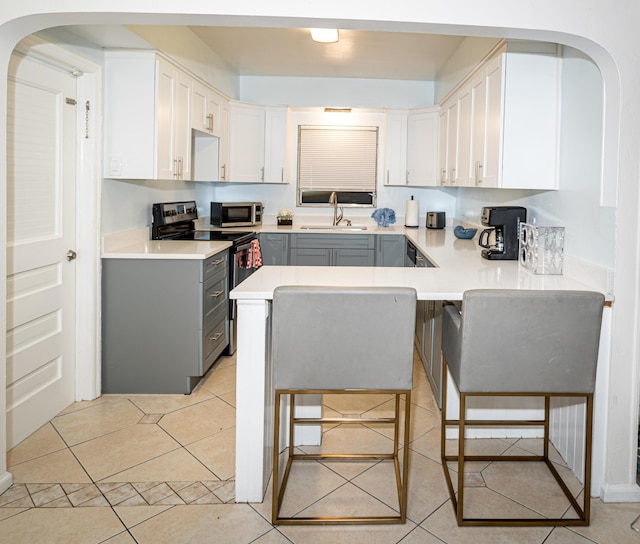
[441,355,594,527]
[272,389,412,525]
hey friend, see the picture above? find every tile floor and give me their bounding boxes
[2,352,640,543]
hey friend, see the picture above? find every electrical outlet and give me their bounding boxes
[109,157,122,177]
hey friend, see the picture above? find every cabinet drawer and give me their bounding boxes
[203,272,228,319]
[202,317,229,372]
[289,248,331,266]
[202,250,228,282]
[290,233,374,250]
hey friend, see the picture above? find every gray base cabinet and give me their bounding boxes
[102,250,229,394]
[260,232,405,267]
[259,233,289,265]
[289,233,375,266]
[376,234,406,267]
[416,300,445,408]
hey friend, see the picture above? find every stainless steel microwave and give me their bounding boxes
[210,202,263,227]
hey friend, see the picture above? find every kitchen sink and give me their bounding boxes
[300,225,368,231]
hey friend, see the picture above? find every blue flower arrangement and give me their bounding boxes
[371,208,396,227]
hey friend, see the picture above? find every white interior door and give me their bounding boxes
[5,54,77,449]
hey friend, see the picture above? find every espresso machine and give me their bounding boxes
[479,206,527,260]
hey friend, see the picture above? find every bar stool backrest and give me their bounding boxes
[442,289,605,394]
[272,286,417,391]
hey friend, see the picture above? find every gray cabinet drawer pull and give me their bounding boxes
[210,290,224,298]
[211,259,225,266]
[209,332,223,342]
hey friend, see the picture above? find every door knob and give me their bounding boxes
[66,250,77,262]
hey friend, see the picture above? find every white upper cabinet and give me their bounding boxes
[191,80,225,137]
[407,108,439,186]
[385,110,408,185]
[104,50,156,179]
[104,51,195,181]
[446,100,458,185]
[455,84,473,186]
[264,107,289,183]
[156,57,192,181]
[219,102,230,181]
[499,43,560,190]
[456,41,560,190]
[191,81,229,182]
[470,67,488,186]
[437,107,448,185]
[228,102,289,183]
[477,53,503,188]
[385,107,439,187]
[229,102,265,182]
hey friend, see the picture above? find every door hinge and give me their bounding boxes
[65,97,77,106]
[85,101,90,139]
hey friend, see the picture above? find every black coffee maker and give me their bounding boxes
[479,206,527,260]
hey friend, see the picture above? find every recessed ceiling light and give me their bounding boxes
[310,28,339,43]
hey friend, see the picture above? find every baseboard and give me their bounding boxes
[0,471,13,495]
[600,483,640,502]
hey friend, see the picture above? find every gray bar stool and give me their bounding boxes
[271,286,417,525]
[441,289,604,527]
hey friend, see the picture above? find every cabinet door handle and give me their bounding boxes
[221,164,226,181]
[179,157,184,177]
[173,158,179,178]
[406,170,410,184]
[210,332,223,342]
[261,166,265,182]
[386,170,390,184]
[210,290,224,298]
[475,161,483,185]
[211,258,225,266]
[281,167,284,182]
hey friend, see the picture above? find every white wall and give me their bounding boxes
[455,46,613,269]
[102,178,197,234]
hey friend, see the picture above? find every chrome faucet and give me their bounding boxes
[329,191,344,226]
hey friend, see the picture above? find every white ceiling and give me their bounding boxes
[188,27,465,80]
[64,25,466,81]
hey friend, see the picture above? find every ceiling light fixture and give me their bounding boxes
[310,28,339,43]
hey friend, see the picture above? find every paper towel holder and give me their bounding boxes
[405,196,419,228]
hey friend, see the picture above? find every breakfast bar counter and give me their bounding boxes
[230,226,610,502]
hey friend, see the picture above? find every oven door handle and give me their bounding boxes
[235,240,254,253]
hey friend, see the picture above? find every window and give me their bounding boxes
[297,125,378,207]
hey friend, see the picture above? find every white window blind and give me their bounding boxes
[298,125,378,192]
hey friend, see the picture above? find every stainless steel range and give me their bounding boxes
[152,200,261,354]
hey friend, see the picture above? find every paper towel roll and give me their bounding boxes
[405,199,419,227]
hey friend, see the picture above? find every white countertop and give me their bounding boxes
[101,223,610,299]
[230,226,608,301]
[101,228,232,260]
